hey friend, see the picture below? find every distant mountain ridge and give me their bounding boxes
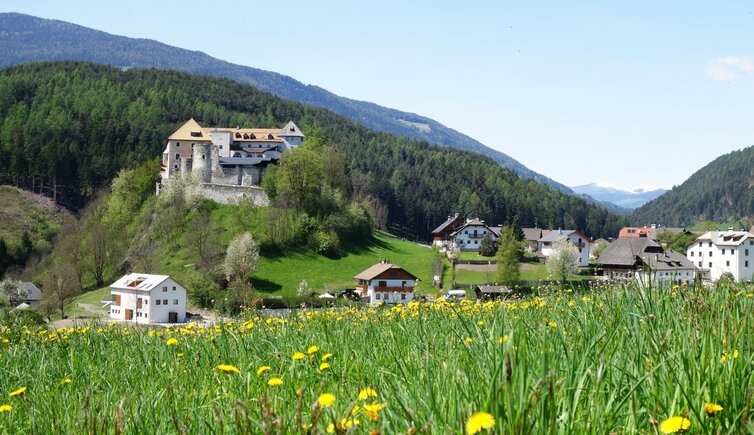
[571,182,667,209]
[631,146,754,226]
[0,12,572,194]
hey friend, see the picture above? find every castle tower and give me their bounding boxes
[278,121,305,152]
[192,142,213,183]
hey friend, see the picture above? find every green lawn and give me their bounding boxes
[455,251,495,261]
[251,232,437,296]
[454,262,589,285]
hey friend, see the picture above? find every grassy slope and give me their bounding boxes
[0,185,73,244]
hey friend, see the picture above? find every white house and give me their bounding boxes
[537,229,591,267]
[686,230,754,281]
[353,262,417,305]
[109,273,187,324]
[449,218,498,252]
[19,282,42,308]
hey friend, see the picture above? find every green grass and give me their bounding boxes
[1,282,752,432]
[456,251,495,261]
[0,185,72,246]
[453,262,588,285]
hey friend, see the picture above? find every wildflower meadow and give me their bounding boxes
[1,283,753,433]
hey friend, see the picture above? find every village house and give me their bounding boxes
[353,261,417,305]
[597,238,695,285]
[522,228,552,253]
[449,218,499,252]
[19,282,42,308]
[619,225,691,240]
[686,230,754,281]
[157,119,304,198]
[431,214,465,246]
[109,273,187,324]
[537,229,591,267]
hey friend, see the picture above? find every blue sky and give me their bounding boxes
[2,1,753,189]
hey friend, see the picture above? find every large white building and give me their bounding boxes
[109,273,187,324]
[159,118,304,187]
[537,229,591,267]
[686,230,754,281]
[353,262,417,305]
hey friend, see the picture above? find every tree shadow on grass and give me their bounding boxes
[251,277,283,293]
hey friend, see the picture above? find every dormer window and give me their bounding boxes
[191,131,201,137]
[267,134,274,140]
[243,133,249,139]
[235,132,241,138]
[250,133,256,139]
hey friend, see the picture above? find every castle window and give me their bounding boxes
[175,154,180,159]
[250,133,256,139]
[235,132,241,138]
[243,133,249,139]
[267,134,274,139]
[176,142,180,147]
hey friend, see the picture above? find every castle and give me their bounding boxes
[158,118,304,203]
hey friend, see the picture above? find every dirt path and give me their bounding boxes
[49,303,107,329]
[455,263,539,272]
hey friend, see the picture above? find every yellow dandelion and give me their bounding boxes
[326,423,335,433]
[548,321,557,328]
[568,301,576,307]
[466,411,495,435]
[307,345,319,354]
[318,393,336,408]
[351,405,360,415]
[566,288,573,293]
[166,338,179,346]
[257,365,271,375]
[0,405,11,413]
[659,416,691,434]
[465,337,474,343]
[477,321,484,326]
[363,402,386,422]
[704,403,723,416]
[177,352,184,358]
[61,378,72,385]
[358,387,377,400]
[322,353,333,361]
[8,387,26,397]
[292,352,305,360]
[498,335,509,344]
[216,364,240,374]
[267,377,284,387]
[319,362,331,371]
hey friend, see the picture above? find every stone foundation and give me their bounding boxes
[199,183,270,206]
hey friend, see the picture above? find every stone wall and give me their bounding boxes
[199,183,270,206]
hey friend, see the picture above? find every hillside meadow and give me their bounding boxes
[1,282,752,433]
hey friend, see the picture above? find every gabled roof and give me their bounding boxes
[353,263,418,281]
[449,219,497,238]
[110,273,171,292]
[279,121,305,138]
[20,282,42,301]
[523,228,544,242]
[693,231,753,246]
[639,249,695,271]
[538,229,576,243]
[431,214,463,235]
[597,238,663,267]
[168,118,211,142]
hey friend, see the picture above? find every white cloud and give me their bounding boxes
[707,56,754,82]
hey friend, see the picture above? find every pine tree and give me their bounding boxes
[496,226,521,287]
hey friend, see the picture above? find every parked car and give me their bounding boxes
[442,289,467,302]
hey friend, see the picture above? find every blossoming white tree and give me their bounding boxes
[546,236,579,283]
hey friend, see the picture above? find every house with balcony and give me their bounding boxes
[597,238,695,285]
[449,218,498,252]
[431,213,465,246]
[353,261,417,305]
[537,229,591,267]
[686,230,754,281]
[109,273,187,324]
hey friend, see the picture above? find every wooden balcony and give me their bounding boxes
[374,286,413,293]
[356,285,368,293]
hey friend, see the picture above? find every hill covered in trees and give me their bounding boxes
[0,12,571,193]
[631,146,754,226]
[0,62,624,239]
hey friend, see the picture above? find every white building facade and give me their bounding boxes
[686,231,754,281]
[450,219,498,252]
[537,230,591,267]
[354,262,417,305]
[109,274,187,324]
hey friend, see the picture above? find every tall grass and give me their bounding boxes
[0,282,752,433]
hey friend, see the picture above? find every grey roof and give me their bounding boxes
[20,282,42,301]
[538,229,575,243]
[639,250,695,271]
[218,157,275,166]
[693,230,753,246]
[431,214,462,234]
[489,226,502,236]
[279,121,305,137]
[523,228,544,242]
[474,285,511,294]
[597,238,663,267]
[649,227,689,239]
[449,219,496,238]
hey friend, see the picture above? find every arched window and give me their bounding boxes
[233,152,242,158]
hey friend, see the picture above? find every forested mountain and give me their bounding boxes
[631,146,754,226]
[0,62,625,239]
[0,12,571,193]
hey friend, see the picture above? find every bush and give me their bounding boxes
[309,230,340,258]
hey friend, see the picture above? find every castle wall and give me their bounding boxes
[199,184,270,206]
